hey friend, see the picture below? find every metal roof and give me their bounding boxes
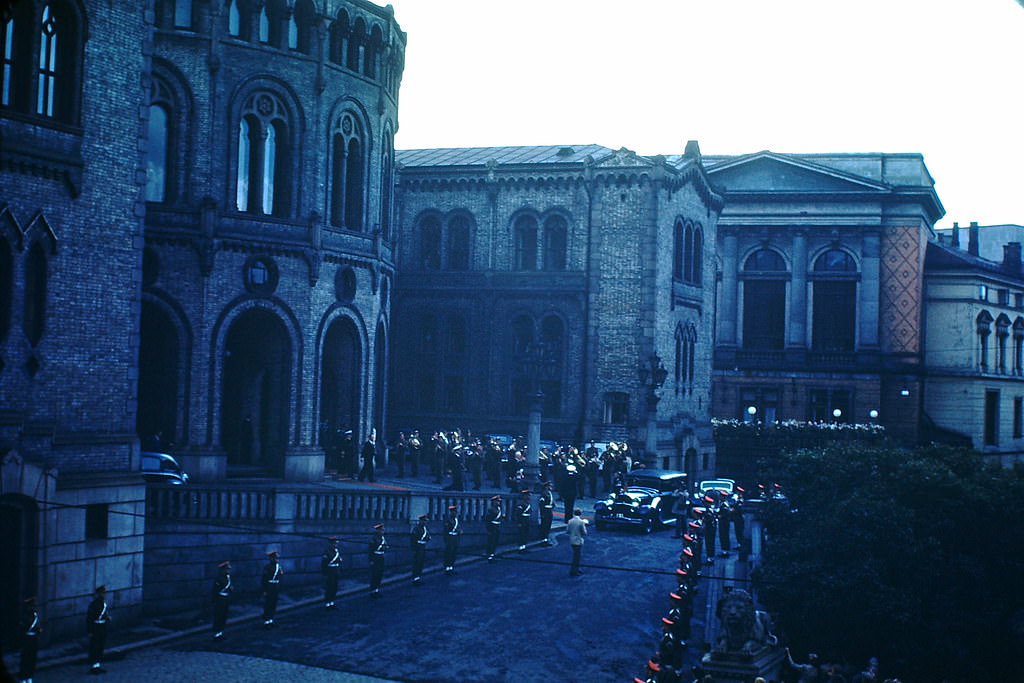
[396,144,612,168]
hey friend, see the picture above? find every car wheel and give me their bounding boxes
[642,516,654,534]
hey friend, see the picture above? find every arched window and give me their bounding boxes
[145,103,169,202]
[328,11,348,65]
[674,323,697,395]
[510,314,534,415]
[691,225,703,285]
[0,240,11,343]
[287,13,298,50]
[227,0,242,37]
[1,2,31,111]
[683,223,693,283]
[379,132,394,241]
[672,220,684,280]
[347,18,364,71]
[513,215,538,271]
[996,314,1011,374]
[812,249,858,352]
[263,0,285,48]
[447,214,470,271]
[419,215,441,270]
[174,0,193,28]
[365,25,383,79]
[329,112,364,230]
[236,92,290,216]
[543,215,567,271]
[293,0,315,55]
[23,242,48,347]
[977,310,993,371]
[257,6,270,43]
[539,315,564,417]
[35,2,81,123]
[742,249,787,350]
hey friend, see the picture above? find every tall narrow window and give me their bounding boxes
[742,249,787,350]
[329,113,363,230]
[345,137,363,230]
[543,215,567,271]
[228,0,241,36]
[419,215,441,270]
[683,224,693,283]
[539,315,564,417]
[692,226,703,285]
[174,0,193,28]
[2,3,32,110]
[997,315,1011,374]
[379,134,394,240]
[287,14,298,49]
[258,7,269,43]
[347,19,363,71]
[448,214,471,270]
[236,117,251,211]
[37,6,58,117]
[604,392,630,425]
[294,0,315,54]
[329,12,348,64]
[1014,397,1023,439]
[984,390,999,446]
[261,123,277,214]
[145,104,169,202]
[977,311,993,371]
[513,215,538,271]
[23,243,47,347]
[1013,318,1024,375]
[673,220,684,280]
[812,250,857,352]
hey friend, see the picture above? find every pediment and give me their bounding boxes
[707,153,888,193]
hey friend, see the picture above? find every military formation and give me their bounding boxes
[634,486,748,683]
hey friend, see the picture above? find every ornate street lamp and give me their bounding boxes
[638,353,668,465]
[517,339,557,488]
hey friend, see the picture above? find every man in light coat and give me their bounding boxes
[566,508,588,577]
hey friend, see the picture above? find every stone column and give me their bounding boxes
[860,230,881,347]
[525,390,544,488]
[789,230,807,347]
[720,231,739,345]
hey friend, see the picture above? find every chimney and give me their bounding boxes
[1004,243,1022,277]
[968,221,980,257]
[951,221,960,248]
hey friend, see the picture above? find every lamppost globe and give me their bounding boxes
[746,405,757,416]
[869,409,879,420]
[832,408,842,419]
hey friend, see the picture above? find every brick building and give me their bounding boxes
[391,143,723,476]
[1,0,405,638]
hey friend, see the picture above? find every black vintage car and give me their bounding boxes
[593,469,688,533]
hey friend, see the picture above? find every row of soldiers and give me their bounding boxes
[15,584,110,680]
[637,488,751,682]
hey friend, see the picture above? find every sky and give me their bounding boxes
[384,0,1023,229]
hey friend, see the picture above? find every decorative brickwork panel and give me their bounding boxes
[880,224,924,356]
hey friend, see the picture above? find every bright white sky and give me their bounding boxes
[385,0,1023,229]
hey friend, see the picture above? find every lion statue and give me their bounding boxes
[714,588,778,655]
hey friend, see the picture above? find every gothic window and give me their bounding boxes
[1,2,32,110]
[742,249,787,350]
[686,324,696,394]
[328,11,348,65]
[329,112,364,230]
[513,215,538,271]
[235,92,290,216]
[691,224,703,285]
[23,242,48,347]
[539,315,564,417]
[683,223,693,283]
[674,325,683,393]
[674,220,703,285]
[977,310,993,371]
[145,103,169,202]
[812,249,857,352]
[293,2,316,53]
[287,13,298,50]
[35,2,81,122]
[257,6,269,43]
[419,214,441,270]
[365,25,383,79]
[263,0,285,48]
[379,132,394,241]
[447,214,471,271]
[227,0,243,37]
[0,240,11,343]
[673,220,684,280]
[543,214,567,271]
[996,314,1010,374]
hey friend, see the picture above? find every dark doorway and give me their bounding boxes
[221,308,292,475]
[320,317,361,442]
[137,301,180,449]
[0,495,37,650]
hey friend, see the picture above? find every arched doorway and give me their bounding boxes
[137,301,180,450]
[0,495,38,647]
[221,308,292,475]
[320,317,361,445]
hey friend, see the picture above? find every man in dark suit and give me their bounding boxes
[358,428,377,482]
[321,537,341,608]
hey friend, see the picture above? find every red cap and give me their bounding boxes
[490,495,501,500]
[675,568,689,576]
[681,547,694,558]
[328,536,338,541]
[647,659,660,672]
[661,616,675,626]
[23,596,36,604]
[736,486,746,493]
[682,534,695,543]
[266,549,279,557]
[520,489,531,494]
[218,561,231,568]
[418,514,429,520]
[669,592,683,601]
[691,507,704,516]
[703,495,716,504]
[448,505,458,510]
[373,523,384,529]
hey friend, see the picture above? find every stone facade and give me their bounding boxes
[923,226,1024,463]
[704,152,944,444]
[392,144,723,476]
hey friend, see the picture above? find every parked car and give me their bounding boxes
[141,451,190,485]
[695,478,735,502]
[594,469,688,533]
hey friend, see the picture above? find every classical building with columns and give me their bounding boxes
[703,152,944,444]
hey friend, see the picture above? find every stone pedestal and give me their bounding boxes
[701,646,785,682]
[284,444,325,481]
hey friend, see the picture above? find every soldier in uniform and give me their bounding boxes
[321,537,342,608]
[212,561,232,640]
[701,495,718,563]
[368,522,388,597]
[538,481,555,545]
[408,430,422,477]
[391,431,408,477]
[358,428,377,482]
[86,584,110,675]
[20,596,41,683]
[515,489,532,552]
[261,550,283,627]
[667,590,692,642]
[658,615,683,669]
[717,490,733,557]
[731,487,746,550]
[484,495,503,561]
[443,505,461,574]
[411,514,431,584]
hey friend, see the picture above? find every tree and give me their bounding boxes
[752,442,1024,681]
